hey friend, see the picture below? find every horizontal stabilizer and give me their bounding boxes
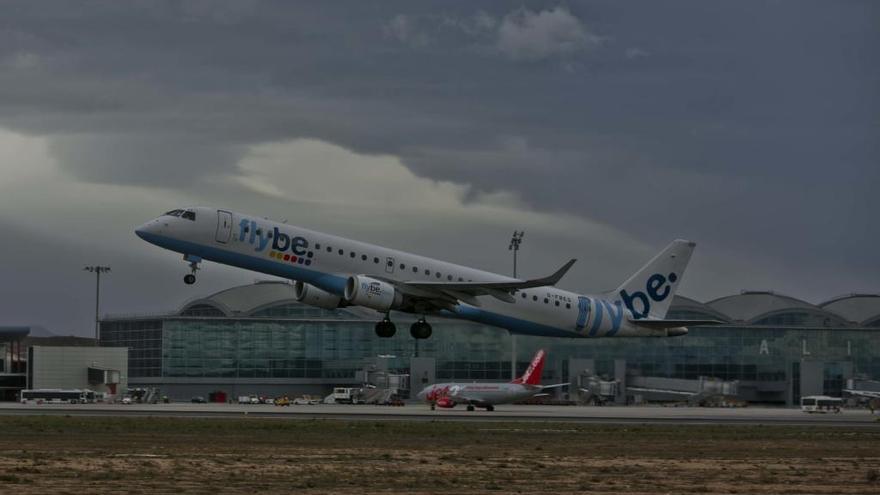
[629,319,724,329]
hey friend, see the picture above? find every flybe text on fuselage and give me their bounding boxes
[238,219,315,266]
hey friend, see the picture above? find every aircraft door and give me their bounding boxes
[385,257,395,274]
[216,210,233,244]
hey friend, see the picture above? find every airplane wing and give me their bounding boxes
[375,259,577,307]
[540,383,570,390]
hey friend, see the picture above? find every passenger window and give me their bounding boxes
[425,269,430,276]
[566,303,571,309]
[458,277,464,282]
[374,257,380,264]
[315,243,321,250]
[361,254,367,261]
[521,293,527,299]
[447,275,453,281]
[400,263,406,270]
[326,246,332,252]
[338,249,344,255]
[555,301,560,307]
[412,267,418,273]
[544,298,549,304]
[435,272,441,279]
[350,252,356,258]
[532,295,538,301]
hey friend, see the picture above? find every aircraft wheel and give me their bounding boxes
[375,319,396,338]
[184,274,196,285]
[430,403,436,410]
[410,320,432,339]
[466,405,475,411]
[486,405,494,412]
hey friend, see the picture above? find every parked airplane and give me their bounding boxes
[136,207,716,339]
[417,349,564,411]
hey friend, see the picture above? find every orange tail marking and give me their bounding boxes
[513,349,546,386]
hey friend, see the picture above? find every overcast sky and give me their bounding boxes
[1,1,877,336]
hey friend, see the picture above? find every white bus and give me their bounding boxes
[20,389,96,404]
[800,395,842,413]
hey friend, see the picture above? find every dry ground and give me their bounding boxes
[0,416,878,494]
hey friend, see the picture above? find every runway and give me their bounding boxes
[1,402,877,426]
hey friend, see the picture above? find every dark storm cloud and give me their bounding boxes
[0,0,877,331]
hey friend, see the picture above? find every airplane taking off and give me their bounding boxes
[418,349,565,411]
[136,207,717,340]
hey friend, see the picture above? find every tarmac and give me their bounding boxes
[1,401,878,426]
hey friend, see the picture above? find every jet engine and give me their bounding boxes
[435,397,455,408]
[294,281,343,310]
[344,275,403,312]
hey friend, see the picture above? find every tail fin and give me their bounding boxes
[512,349,546,386]
[614,239,695,320]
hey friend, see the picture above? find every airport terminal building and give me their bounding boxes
[99,281,880,405]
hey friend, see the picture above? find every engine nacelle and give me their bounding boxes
[294,281,343,310]
[435,397,455,408]
[344,275,402,312]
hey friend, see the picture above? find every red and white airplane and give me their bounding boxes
[418,349,566,411]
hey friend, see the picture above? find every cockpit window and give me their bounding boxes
[164,209,184,217]
[181,211,196,221]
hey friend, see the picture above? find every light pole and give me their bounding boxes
[508,231,524,379]
[508,231,524,278]
[83,266,111,344]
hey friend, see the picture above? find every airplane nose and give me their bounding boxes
[135,220,159,240]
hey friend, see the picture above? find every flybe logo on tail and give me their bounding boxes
[238,219,314,266]
[618,272,678,319]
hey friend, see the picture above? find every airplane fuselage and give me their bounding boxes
[136,207,687,339]
[418,382,540,408]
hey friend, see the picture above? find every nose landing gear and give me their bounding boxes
[183,255,201,285]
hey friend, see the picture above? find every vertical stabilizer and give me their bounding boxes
[614,240,696,319]
[512,349,546,385]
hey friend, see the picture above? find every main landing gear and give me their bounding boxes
[183,255,201,285]
[374,317,396,338]
[410,318,432,339]
[374,316,433,339]
[465,404,493,412]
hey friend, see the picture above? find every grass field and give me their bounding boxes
[0,416,878,494]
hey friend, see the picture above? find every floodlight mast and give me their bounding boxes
[507,231,524,380]
[83,265,111,344]
[508,231,524,278]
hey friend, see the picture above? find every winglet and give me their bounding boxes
[534,259,576,287]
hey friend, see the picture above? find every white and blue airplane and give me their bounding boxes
[136,207,715,339]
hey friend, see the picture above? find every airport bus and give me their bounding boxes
[800,395,843,413]
[20,389,96,404]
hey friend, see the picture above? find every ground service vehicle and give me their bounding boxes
[21,389,96,404]
[801,395,843,413]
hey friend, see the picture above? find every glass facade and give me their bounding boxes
[100,319,162,377]
[100,295,880,404]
